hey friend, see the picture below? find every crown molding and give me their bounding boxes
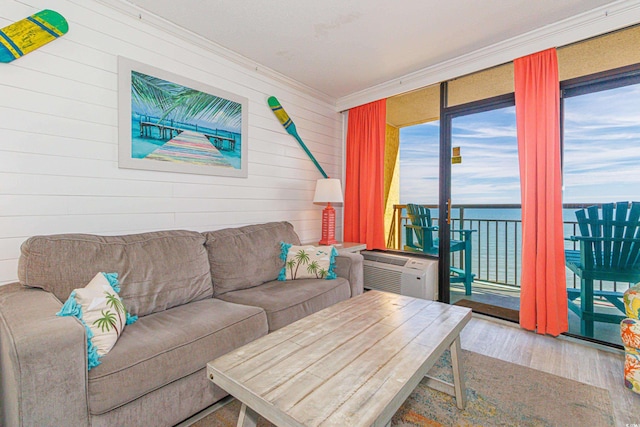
[93,0,336,106]
[336,0,640,112]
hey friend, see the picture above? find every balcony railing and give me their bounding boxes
[389,203,632,294]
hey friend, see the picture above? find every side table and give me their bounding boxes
[333,242,366,254]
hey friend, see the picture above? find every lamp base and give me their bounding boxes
[319,203,338,245]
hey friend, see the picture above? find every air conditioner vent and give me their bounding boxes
[363,265,402,294]
[361,252,408,266]
[362,251,438,300]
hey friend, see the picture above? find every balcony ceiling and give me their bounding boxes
[126,0,619,100]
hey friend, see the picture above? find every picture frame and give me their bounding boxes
[118,57,248,177]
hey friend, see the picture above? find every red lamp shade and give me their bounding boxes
[313,179,343,245]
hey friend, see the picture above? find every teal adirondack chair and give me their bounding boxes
[404,203,476,295]
[565,201,640,336]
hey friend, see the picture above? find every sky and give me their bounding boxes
[400,83,640,205]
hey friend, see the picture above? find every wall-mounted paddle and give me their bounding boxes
[267,96,328,178]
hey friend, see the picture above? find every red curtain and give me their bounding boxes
[514,48,568,336]
[344,99,386,249]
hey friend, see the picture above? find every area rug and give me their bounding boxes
[192,350,615,427]
[454,299,520,323]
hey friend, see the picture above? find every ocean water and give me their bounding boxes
[448,207,589,222]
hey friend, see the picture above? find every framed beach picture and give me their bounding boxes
[118,57,248,177]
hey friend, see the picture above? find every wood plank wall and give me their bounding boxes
[0,0,343,284]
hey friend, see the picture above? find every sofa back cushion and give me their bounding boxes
[18,230,213,316]
[203,222,300,296]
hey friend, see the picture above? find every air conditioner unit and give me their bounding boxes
[362,251,438,300]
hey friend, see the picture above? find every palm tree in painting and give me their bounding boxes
[293,250,310,279]
[93,310,119,335]
[163,88,241,128]
[131,71,242,129]
[131,72,174,113]
[104,292,125,329]
[318,268,328,279]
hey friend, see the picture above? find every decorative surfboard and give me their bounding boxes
[0,9,68,63]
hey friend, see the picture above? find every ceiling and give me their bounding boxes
[127,0,619,100]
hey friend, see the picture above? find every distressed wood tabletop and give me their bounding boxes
[207,290,471,427]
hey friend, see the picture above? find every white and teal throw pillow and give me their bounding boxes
[279,243,338,281]
[57,272,137,370]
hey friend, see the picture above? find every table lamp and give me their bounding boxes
[313,178,343,245]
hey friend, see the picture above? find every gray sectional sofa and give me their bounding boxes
[0,221,364,427]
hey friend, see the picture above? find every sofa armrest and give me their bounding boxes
[0,283,89,427]
[335,253,364,297]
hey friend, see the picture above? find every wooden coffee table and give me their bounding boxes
[207,290,471,427]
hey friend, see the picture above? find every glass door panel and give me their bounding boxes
[448,105,521,320]
[562,80,640,346]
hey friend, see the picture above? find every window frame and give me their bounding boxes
[560,63,640,166]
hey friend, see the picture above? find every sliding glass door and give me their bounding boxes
[395,62,640,347]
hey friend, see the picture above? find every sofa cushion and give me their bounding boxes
[203,222,300,296]
[18,230,213,317]
[87,298,268,414]
[217,277,351,331]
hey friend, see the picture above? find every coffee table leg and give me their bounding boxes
[237,402,259,427]
[450,336,467,409]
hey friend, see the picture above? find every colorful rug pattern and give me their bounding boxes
[146,130,232,167]
[193,350,616,427]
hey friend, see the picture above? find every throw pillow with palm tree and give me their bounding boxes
[57,272,136,370]
[279,244,338,281]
